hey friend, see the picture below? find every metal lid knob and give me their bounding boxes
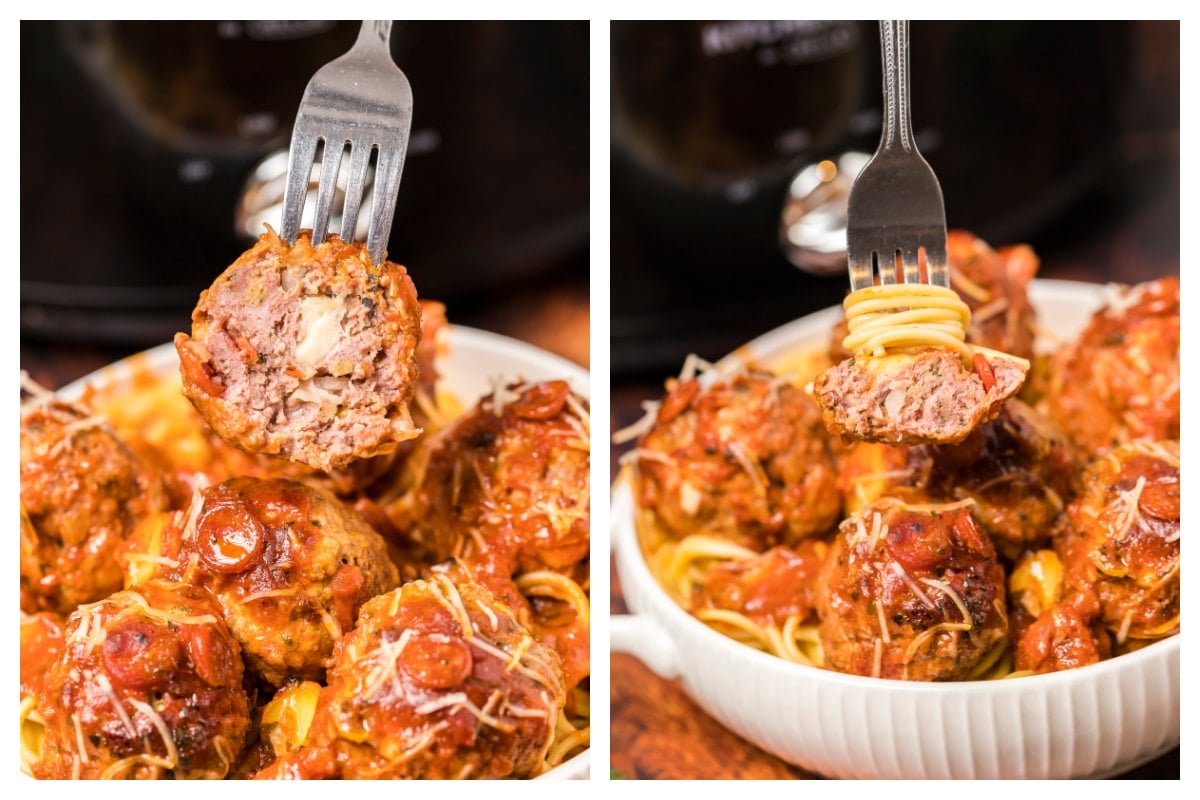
[779,151,869,276]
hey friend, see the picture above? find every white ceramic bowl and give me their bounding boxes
[27,325,591,781]
[610,280,1179,780]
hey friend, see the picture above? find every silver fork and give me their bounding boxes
[846,20,948,291]
[280,20,413,265]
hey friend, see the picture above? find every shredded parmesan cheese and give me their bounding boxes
[875,601,891,644]
[725,441,768,497]
[128,698,180,770]
[362,629,413,701]
[237,588,298,605]
[1116,609,1134,645]
[890,562,937,612]
[611,400,661,445]
[95,673,138,739]
[919,577,973,628]
[1107,476,1147,541]
[72,713,90,765]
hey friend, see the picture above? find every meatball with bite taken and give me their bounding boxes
[124,476,399,686]
[817,492,1009,681]
[254,571,566,779]
[20,391,168,615]
[33,580,252,780]
[175,228,423,473]
[630,365,841,552]
[811,346,1029,447]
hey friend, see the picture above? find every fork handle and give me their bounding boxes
[352,20,393,55]
[878,20,915,155]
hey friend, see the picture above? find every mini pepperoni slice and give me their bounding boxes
[197,502,265,573]
[182,624,240,687]
[400,633,473,690]
[102,620,182,691]
[510,381,570,420]
[1137,475,1180,521]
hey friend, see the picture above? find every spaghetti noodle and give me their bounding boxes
[842,282,973,365]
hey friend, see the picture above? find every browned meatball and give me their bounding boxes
[1037,277,1179,456]
[124,476,399,686]
[1057,440,1179,646]
[834,400,1076,561]
[20,395,168,614]
[925,399,1077,561]
[175,228,423,472]
[33,580,251,779]
[255,572,566,779]
[811,347,1028,447]
[816,494,1009,681]
[393,380,591,586]
[631,368,841,551]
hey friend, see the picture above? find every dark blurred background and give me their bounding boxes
[610,20,1179,376]
[21,20,590,366]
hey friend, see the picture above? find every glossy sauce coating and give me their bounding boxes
[634,370,841,551]
[392,380,590,587]
[20,611,65,701]
[692,541,828,627]
[1056,440,1179,643]
[21,399,168,614]
[834,399,1077,561]
[33,581,251,779]
[124,476,399,686]
[1038,277,1179,455]
[817,495,1008,681]
[255,573,565,779]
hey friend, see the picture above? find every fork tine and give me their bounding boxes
[925,239,950,288]
[339,141,373,243]
[311,139,346,245]
[281,133,319,244]
[366,145,405,265]
[900,245,921,284]
[878,251,899,285]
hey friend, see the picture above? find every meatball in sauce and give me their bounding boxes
[33,581,251,780]
[630,366,841,551]
[21,390,168,615]
[124,476,399,686]
[817,494,1008,681]
[255,572,565,779]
